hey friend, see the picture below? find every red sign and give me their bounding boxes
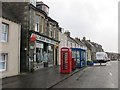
[30,34,37,42]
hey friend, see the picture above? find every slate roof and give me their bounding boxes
[2,2,19,23]
[74,38,85,47]
[82,40,94,50]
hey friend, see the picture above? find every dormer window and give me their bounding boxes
[36,2,49,15]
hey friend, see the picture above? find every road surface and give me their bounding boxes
[53,61,118,88]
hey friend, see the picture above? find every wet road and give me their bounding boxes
[53,61,118,88]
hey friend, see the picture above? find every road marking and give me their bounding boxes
[111,83,116,88]
[109,72,112,76]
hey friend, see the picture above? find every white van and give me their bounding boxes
[96,52,108,65]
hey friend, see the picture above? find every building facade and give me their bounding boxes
[2,2,60,72]
[82,37,96,61]
[82,37,104,61]
[59,30,67,48]
[81,40,91,61]
[58,29,67,65]
[74,37,88,61]
[29,2,60,71]
[0,6,21,78]
[91,42,104,52]
[74,37,87,50]
[2,2,33,72]
[64,31,79,48]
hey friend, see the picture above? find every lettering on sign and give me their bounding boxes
[36,34,57,45]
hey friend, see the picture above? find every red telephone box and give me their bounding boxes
[60,47,72,74]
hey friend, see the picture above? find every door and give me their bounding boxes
[55,48,58,65]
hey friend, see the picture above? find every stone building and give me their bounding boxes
[91,42,104,52]
[2,1,60,72]
[82,37,104,61]
[90,42,104,60]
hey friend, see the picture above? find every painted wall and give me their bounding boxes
[0,18,21,78]
[87,49,91,61]
[58,32,67,65]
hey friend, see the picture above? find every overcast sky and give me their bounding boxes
[37,0,118,53]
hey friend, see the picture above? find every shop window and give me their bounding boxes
[0,53,7,71]
[1,23,9,42]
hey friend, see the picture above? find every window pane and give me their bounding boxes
[0,53,6,62]
[35,24,38,32]
[0,54,1,61]
[2,23,9,42]
[2,54,5,61]
[0,62,5,69]
[0,53,7,71]
[4,33,7,41]
[36,15,39,24]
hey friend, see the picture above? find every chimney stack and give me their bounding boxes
[83,37,86,41]
[75,37,80,41]
[64,31,70,37]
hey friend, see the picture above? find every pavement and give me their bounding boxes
[1,65,86,88]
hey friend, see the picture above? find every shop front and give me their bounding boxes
[29,33,59,71]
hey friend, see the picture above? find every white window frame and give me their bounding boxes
[35,15,39,32]
[1,23,9,42]
[0,53,7,72]
[50,30,52,38]
[35,23,39,32]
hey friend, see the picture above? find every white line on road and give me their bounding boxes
[108,71,113,76]
[107,62,111,66]
[109,72,112,76]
